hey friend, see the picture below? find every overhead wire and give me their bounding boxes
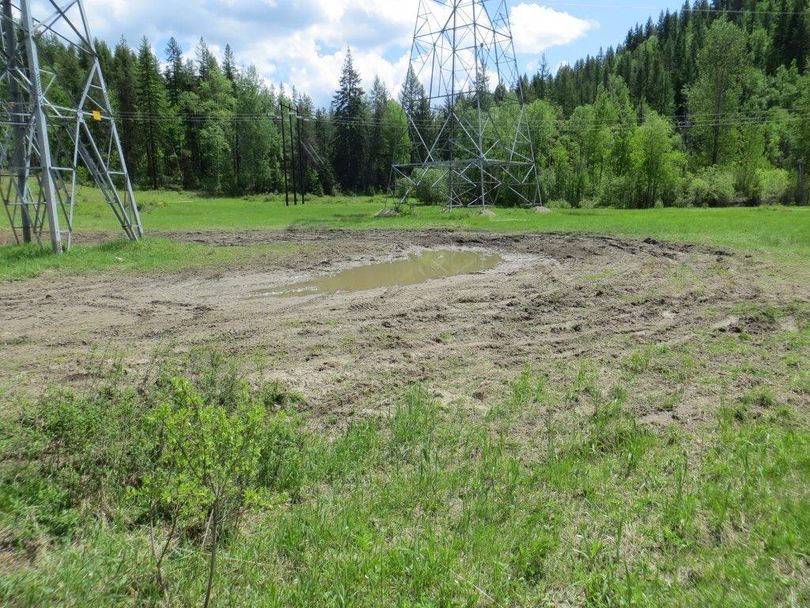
[2,106,808,131]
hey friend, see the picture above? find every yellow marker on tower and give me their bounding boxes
[91,110,102,121]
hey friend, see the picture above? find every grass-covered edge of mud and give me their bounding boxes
[0,238,312,282]
[1,195,809,281]
[1,227,809,285]
[0,332,808,607]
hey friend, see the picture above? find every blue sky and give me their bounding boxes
[76,1,681,105]
[539,1,677,70]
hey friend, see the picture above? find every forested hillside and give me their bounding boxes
[33,0,810,207]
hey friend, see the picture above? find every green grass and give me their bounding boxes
[3,189,810,259]
[2,189,808,281]
[0,237,302,282]
[1,354,807,607]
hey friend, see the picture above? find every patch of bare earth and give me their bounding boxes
[1,230,807,428]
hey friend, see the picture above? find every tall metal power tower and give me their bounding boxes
[393,0,541,209]
[0,0,143,253]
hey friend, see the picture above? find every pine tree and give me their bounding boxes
[135,38,170,189]
[366,77,390,191]
[112,39,139,179]
[399,65,432,163]
[93,39,114,81]
[196,38,218,81]
[332,49,368,193]
[165,37,187,106]
[531,54,550,100]
[223,44,237,83]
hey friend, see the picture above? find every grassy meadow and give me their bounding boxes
[1,191,808,606]
[2,189,810,282]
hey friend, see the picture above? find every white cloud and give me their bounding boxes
[510,3,598,55]
[39,0,596,104]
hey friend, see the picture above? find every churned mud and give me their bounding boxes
[1,229,807,426]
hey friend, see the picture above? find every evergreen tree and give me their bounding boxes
[531,54,550,100]
[165,37,188,106]
[366,77,390,191]
[196,38,218,81]
[223,44,237,83]
[93,40,114,81]
[399,65,432,163]
[135,38,169,189]
[331,49,368,193]
[112,38,139,179]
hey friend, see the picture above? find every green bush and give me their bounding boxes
[396,168,448,205]
[757,167,790,204]
[1,379,155,541]
[600,175,634,208]
[688,166,736,206]
[0,354,307,547]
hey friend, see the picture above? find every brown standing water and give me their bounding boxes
[254,249,503,298]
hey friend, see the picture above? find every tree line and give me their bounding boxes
[521,0,810,207]
[30,0,810,207]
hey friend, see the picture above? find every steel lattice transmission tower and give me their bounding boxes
[0,0,142,253]
[393,0,541,208]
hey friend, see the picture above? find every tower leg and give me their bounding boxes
[1,0,33,243]
[20,0,62,254]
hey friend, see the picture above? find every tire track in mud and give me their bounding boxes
[1,229,803,428]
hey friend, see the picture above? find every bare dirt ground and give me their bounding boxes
[1,230,808,427]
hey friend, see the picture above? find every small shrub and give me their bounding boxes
[0,354,307,544]
[757,168,790,204]
[142,377,265,538]
[600,175,634,208]
[688,167,736,206]
[396,168,448,205]
[546,198,572,209]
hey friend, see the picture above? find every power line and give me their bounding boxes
[3,107,807,130]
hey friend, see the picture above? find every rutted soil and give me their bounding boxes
[1,230,807,425]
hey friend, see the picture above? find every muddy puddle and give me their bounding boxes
[254,249,503,298]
